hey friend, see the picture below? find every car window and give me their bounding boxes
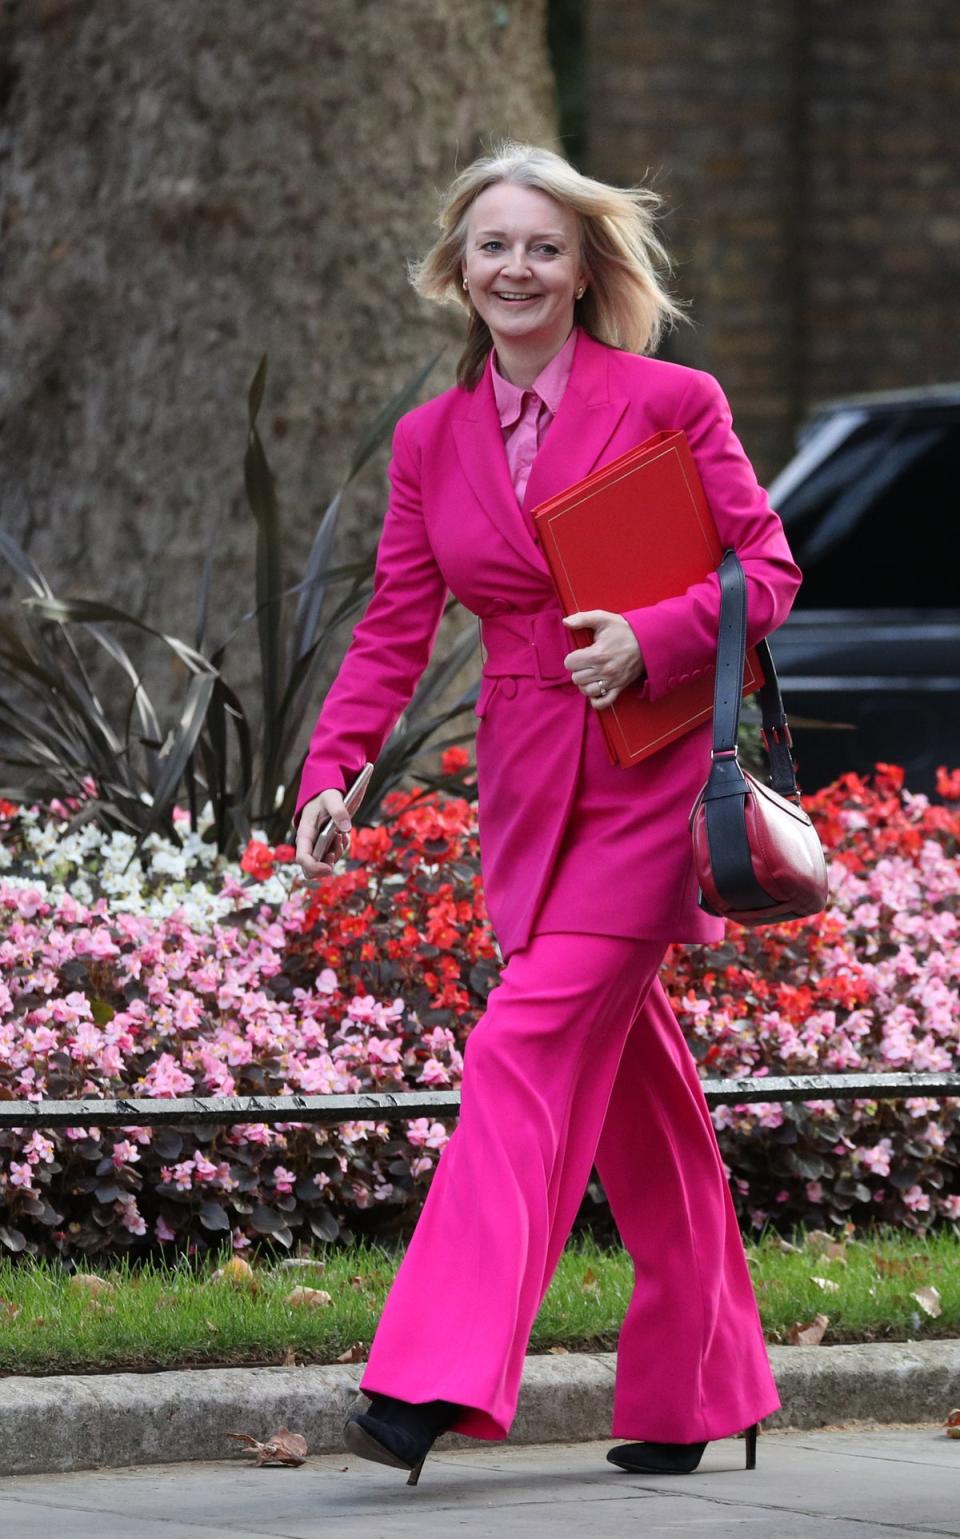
[777,420,958,607]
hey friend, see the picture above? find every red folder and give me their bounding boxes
[531,429,762,767]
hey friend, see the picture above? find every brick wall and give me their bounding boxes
[585,0,960,482]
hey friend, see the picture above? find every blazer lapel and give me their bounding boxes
[451,359,537,571]
[451,329,630,577]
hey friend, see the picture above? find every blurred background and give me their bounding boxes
[1,0,957,812]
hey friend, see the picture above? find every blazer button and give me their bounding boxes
[500,678,518,699]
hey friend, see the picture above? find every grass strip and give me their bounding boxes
[0,1223,957,1377]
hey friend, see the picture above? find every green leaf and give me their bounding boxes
[247,353,268,428]
[243,366,283,797]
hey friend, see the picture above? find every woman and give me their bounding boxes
[293,141,802,1485]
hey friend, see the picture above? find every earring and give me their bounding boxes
[462,277,469,289]
[576,287,585,299]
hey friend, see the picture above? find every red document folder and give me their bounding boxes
[531,429,763,767]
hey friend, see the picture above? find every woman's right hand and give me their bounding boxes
[294,789,353,879]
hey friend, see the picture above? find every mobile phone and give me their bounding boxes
[311,761,374,862]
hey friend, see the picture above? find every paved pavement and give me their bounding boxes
[0,1424,955,1538]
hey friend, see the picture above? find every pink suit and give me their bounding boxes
[294,326,800,1443]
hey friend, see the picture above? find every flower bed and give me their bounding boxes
[0,756,957,1260]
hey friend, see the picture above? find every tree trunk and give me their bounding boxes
[0,0,557,753]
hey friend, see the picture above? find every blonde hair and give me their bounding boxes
[408,139,692,389]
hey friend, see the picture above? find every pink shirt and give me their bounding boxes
[490,325,579,503]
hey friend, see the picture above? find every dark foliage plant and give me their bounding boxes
[0,354,481,862]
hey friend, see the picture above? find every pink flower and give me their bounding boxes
[141,1053,194,1097]
[902,1184,930,1212]
[857,1138,893,1175]
[119,1202,147,1236]
[192,1153,219,1183]
[155,1215,177,1242]
[418,1056,449,1086]
[805,1180,825,1203]
[9,1160,36,1190]
[272,1165,296,1194]
[24,1131,54,1164]
[111,1139,140,1168]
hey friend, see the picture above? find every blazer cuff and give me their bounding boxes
[623,603,716,704]
[292,760,352,831]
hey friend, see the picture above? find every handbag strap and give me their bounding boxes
[710,549,800,802]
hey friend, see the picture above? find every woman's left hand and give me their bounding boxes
[561,610,646,709]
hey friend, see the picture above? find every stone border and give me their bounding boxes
[1,1341,958,1476]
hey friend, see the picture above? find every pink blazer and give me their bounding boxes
[294,328,803,961]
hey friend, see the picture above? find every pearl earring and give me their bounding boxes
[576,287,585,299]
[462,277,469,289]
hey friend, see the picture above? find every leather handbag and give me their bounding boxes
[689,549,829,926]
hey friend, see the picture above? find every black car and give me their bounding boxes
[766,384,960,795]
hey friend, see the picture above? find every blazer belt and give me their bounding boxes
[478,608,573,687]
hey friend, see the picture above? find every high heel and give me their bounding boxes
[606,1421,759,1475]
[343,1393,461,1485]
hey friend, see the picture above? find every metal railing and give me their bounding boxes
[0,1072,957,1131]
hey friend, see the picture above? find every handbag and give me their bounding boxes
[689,548,829,926]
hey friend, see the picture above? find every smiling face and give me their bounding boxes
[460,181,588,364]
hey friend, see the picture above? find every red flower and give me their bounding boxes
[873,762,905,792]
[441,745,470,777]
[240,839,275,880]
[935,765,960,800]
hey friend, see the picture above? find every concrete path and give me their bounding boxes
[0,1425,956,1538]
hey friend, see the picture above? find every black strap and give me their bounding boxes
[698,550,801,914]
[710,550,799,801]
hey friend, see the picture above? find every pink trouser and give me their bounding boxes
[358,931,782,1442]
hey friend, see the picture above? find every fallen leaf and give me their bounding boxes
[206,1319,219,1333]
[581,1267,599,1295]
[226,1427,308,1467]
[873,1254,911,1276]
[335,1341,367,1363]
[0,1298,21,1321]
[69,1273,116,1299]
[803,1230,835,1253]
[912,1285,942,1319]
[945,1409,960,1440]
[787,1313,829,1346]
[822,1242,848,1264]
[775,1238,800,1254]
[282,1346,297,1367]
[810,1275,841,1293]
[284,1286,332,1309]
[547,1345,569,1355]
[211,1257,257,1289]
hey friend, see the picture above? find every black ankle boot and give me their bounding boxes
[344,1393,462,1485]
